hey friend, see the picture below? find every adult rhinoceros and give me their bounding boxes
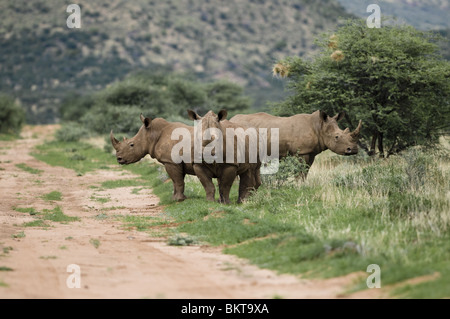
[187,109,261,204]
[230,110,362,177]
[110,114,196,202]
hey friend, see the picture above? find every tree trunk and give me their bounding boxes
[378,132,384,158]
[386,137,397,158]
[368,133,378,156]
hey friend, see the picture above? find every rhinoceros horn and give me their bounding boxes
[351,120,362,138]
[110,130,120,150]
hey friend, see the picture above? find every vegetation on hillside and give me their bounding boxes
[337,0,450,31]
[0,0,351,124]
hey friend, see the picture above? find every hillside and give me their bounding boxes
[337,0,449,30]
[336,0,450,60]
[0,0,351,124]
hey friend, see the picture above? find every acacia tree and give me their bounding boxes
[274,19,450,157]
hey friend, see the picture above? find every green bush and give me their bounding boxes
[167,77,206,113]
[104,81,152,107]
[204,80,251,116]
[60,71,251,136]
[59,93,96,122]
[81,104,144,136]
[0,93,25,135]
[55,122,90,142]
[262,154,309,187]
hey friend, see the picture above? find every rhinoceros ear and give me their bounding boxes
[333,111,345,122]
[187,109,200,121]
[319,110,329,122]
[140,114,152,128]
[218,109,228,121]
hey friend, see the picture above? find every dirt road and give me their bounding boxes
[0,125,365,299]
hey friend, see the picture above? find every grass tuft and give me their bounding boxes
[15,163,43,175]
[41,191,62,201]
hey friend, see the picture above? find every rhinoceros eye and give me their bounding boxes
[335,135,339,140]
[130,143,134,147]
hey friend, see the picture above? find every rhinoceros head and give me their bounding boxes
[187,109,227,149]
[110,114,151,165]
[319,110,361,156]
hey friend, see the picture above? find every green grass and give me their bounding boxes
[168,234,198,246]
[12,231,25,239]
[90,195,111,203]
[99,206,126,211]
[41,191,62,201]
[31,136,450,298]
[22,219,49,228]
[32,141,118,175]
[118,215,170,231]
[101,179,148,189]
[2,247,13,255]
[0,133,19,141]
[15,205,79,226]
[15,163,43,175]
[14,207,38,215]
[89,238,100,249]
[42,206,79,223]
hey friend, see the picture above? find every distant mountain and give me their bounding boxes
[336,0,449,30]
[0,0,352,124]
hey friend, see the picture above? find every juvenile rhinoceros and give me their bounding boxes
[230,110,362,177]
[110,114,196,202]
[187,109,261,204]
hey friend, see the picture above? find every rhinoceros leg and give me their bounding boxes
[164,163,187,202]
[193,164,216,202]
[237,165,261,203]
[254,165,262,190]
[217,165,238,204]
[237,170,252,203]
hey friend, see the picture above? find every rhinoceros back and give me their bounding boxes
[230,112,320,157]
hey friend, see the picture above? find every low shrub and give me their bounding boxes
[0,93,25,135]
